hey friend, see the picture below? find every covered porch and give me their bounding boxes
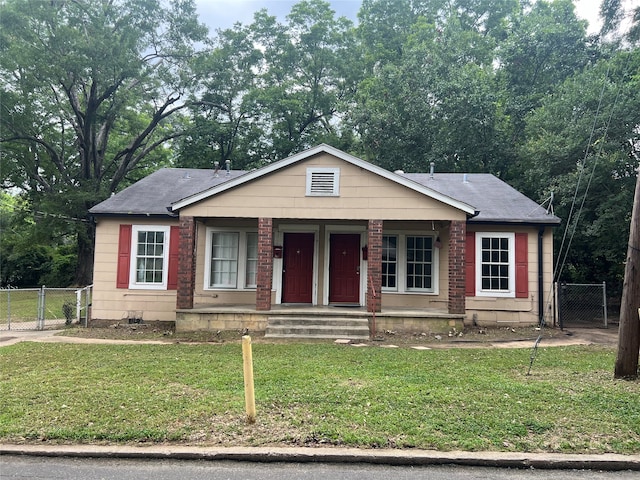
[174,216,468,332]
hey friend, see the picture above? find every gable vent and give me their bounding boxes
[306,168,340,196]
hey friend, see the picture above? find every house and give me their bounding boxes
[89,144,560,337]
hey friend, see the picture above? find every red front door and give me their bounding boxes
[329,233,361,304]
[282,233,314,303]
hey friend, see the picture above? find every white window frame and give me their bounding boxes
[204,228,258,290]
[475,232,515,298]
[129,225,170,290]
[306,167,340,196]
[381,232,439,294]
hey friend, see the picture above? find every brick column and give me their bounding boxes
[448,220,466,315]
[367,219,383,313]
[256,218,273,311]
[176,216,196,310]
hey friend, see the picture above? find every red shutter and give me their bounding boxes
[117,225,132,288]
[465,231,476,296]
[515,232,529,298]
[167,225,180,290]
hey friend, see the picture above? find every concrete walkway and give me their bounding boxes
[0,327,620,348]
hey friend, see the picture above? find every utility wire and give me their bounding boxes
[528,54,630,374]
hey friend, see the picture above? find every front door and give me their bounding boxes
[282,233,314,303]
[329,233,361,304]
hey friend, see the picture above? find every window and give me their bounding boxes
[382,233,437,293]
[205,229,258,289]
[129,225,171,289]
[210,232,239,288]
[382,235,397,289]
[306,168,340,196]
[245,232,258,288]
[475,232,515,297]
[406,236,433,290]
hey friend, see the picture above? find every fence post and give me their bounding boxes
[602,281,608,329]
[7,289,11,331]
[558,283,564,330]
[37,286,46,330]
[76,288,81,324]
[553,282,558,328]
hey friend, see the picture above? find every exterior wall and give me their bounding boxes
[465,225,555,326]
[91,217,178,322]
[180,154,467,221]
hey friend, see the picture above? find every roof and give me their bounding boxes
[169,144,476,215]
[89,168,247,217]
[402,173,559,224]
[89,145,560,225]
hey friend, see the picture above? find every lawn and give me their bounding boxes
[0,341,638,454]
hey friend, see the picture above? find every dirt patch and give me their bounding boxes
[52,324,615,347]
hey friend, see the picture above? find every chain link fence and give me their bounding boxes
[0,285,92,331]
[556,282,608,329]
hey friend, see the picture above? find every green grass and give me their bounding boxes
[0,342,638,453]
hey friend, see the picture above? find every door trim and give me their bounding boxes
[275,225,319,305]
[323,226,366,306]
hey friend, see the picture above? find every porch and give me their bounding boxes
[175,304,465,340]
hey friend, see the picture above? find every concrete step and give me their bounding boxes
[265,316,370,340]
[267,316,368,327]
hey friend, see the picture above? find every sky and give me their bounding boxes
[194,0,610,35]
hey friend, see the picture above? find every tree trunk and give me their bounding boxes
[614,167,640,379]
[75,221,96,286]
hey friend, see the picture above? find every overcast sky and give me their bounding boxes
[194,0,608,35]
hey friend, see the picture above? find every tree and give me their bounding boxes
[250,0,359,162]
[600,0,640,45]
[175,23,264,170]
[0,0,208,285]
[519,49,640,297]
[498,0,591,147]
[352,0,514,173]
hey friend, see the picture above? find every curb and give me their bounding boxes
[2,444,639,471]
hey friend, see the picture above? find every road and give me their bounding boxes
[0,455,637,480]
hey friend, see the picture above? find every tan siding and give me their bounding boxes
[91,218,178,322]
[465,226,555,326]
[181,154,466,221]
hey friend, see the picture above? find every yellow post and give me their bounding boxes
[242,335,256,424]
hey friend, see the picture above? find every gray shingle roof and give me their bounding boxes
[90,167,560,226]
[89,168,248,217]
[403,173,559,224]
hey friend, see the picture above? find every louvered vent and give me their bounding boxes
[306,168,339,196]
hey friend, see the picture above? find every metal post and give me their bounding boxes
[37,286,46,330]
[76,288,81,324]
[602,281,608,329]
[84,287,90,327]
[7,289,11,331]
[553,282,558,328]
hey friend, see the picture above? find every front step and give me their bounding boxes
[265,316,370,340]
